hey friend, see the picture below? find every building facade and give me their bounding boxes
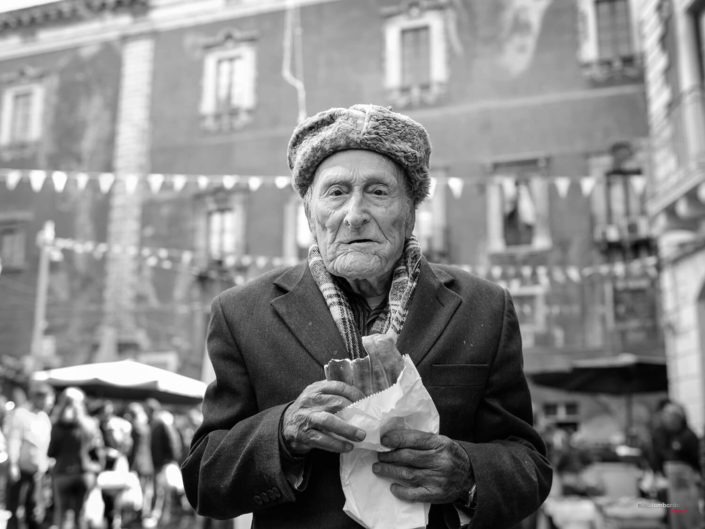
[0,0,664,434]
[639,0,705,435]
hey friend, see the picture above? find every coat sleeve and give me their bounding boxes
[180,295,298,519]
[456,289,552,529]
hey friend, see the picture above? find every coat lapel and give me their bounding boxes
[271,263,349,368]
[397,260,462,366]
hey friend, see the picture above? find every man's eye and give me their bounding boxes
[370,188,387,196]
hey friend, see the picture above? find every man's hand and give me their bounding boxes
[281,380,366,456]
[373,429,474,504]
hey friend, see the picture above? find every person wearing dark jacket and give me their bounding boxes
[48,387,104,529]
[181,104,552,529]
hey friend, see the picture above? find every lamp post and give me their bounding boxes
[30,220,54,366]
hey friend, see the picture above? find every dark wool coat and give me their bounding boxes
[181,259,552,529]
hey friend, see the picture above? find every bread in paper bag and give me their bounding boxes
[324,333,404,397]
[328,334,440,529]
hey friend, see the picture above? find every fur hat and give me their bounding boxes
[287,104,431,205]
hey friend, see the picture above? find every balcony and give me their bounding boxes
[594,216,654,250]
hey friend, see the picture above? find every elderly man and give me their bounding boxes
[182,104,552,529]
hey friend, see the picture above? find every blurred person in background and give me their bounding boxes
[0,396,9,510]
[144,399,182,528]
[124,402,154,524]
[5,382,54,529]
[651,402,702,529]
[48,387,104,529]
[95,401,133,529]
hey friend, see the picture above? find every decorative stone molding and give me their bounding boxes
[0,0,149,33]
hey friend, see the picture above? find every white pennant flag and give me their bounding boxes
[275,176,290,189]
[197,176,210,190]
[553,177,571,198]
[51,171,68,192]
[123,174,140,194]
[181,251,193,264]
[29,170,47,192]
[248,176,263,192]
[6,170,22,190]
[630,175,647,197]
[148,173,164,193]
[75,172,89,191]
[171,174,188,192]
[447,177,464,198]
[255,256,269,269]
[490,265,503,280]
[579,176,596,197]
[98,172,115,194]
[222,175,236,190]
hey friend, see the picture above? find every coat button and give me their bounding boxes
[271,487,281,500]
[253,494,262,506]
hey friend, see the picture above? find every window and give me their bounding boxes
[595,0,634,61]
[384,4,448,107]
[0,222,27,270]
[200,43,256,132]
[208,208,236,262]
[543,401,580,430]
[283,196,311,261]
[510,284,547,348]
[487,159,551,253]
[0,83,44,147]
[204,190,246,263]
[577,0,641,80]
[588,145,648,245]
[401,26,431,89]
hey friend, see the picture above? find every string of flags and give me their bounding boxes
[0,167,649,199]
[49,236,660,286]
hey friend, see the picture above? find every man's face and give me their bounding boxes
[307,149,414,282]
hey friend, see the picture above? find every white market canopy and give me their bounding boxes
[32,359,207,405]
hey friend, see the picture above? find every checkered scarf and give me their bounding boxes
[308,236,423,359]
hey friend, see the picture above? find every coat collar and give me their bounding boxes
[271,259,461,367]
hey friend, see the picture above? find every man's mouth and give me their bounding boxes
[346,239,374,244]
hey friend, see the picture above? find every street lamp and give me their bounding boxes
[29,220,55,367]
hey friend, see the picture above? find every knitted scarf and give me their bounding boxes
[308,236,422,359]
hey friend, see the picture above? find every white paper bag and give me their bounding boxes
[336,355,440,529]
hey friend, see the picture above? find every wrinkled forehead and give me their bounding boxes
[311,149,410,193]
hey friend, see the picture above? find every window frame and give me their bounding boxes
[510,283,548,348]
[0,220,28,271]
[487,158,552,254]
[577,0,642,79]
[199,43,257,131]
[384,6,448,107]
[0,82,45,147]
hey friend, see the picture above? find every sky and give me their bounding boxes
[0,0,59,14]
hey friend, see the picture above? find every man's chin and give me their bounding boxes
[328,255,386,280]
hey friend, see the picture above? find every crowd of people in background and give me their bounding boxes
[541,398,705,529]
[0,382,203,529]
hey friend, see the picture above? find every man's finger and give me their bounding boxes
[377,448,438,469]
[389,483,437,503]
[310,411,366,443]
[316,380,366,403]
[381,429,440,450]
[372,462,425,486]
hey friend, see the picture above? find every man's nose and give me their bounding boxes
[343,192,369,228]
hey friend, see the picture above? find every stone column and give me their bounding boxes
[98,34,155,360]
